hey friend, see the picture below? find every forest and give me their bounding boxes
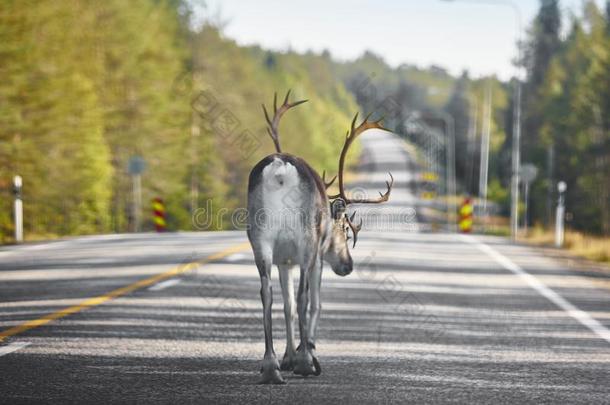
[0,0,608,241]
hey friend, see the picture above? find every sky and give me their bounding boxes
[199,0,605,80]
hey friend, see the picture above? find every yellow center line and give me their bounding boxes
[0,241,251,343]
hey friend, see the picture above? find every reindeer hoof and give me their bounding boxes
[258,369,286,385]
[312,355,322,376]
[280,352,297,371]
[293,350,316,376]
[259,357,286,384]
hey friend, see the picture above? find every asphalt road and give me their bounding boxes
[1,131,609,404]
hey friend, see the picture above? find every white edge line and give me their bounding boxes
[460,234,610,344]
[148,278,182,291]
[0,341,31,357]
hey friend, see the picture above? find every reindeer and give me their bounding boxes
[247,91,393,384]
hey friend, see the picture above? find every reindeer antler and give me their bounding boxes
[345,211,362,248]
[322,170,337,190]
[262,90,308,153]
[329,113,394,204]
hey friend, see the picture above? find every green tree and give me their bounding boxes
[536,1,610,235]
[0,1,112,238]
[522,0,562,226]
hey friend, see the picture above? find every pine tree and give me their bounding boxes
[444,72,472,193]
[522,0,562,226]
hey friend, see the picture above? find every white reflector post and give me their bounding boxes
[13,175,23,243]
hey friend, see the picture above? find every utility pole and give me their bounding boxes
[466,97,479,192]
[510,80,522,240]
[446,113,456,233]
[545,144,554,227]
[13,175,23,243]
[523,180,530,233]
[440,0,523,241]
[478,80,492,229]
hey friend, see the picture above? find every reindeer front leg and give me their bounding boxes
[305,256,323,375]
[255,249,285,384]
[293,251,318,376]
[307,256,323,346]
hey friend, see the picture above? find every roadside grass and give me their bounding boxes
[1,231,69,245]
[524,226,610,264]
[468,213,609,265]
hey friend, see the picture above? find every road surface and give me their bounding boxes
[1,131,609,404]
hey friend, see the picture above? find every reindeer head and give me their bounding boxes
[323,114,394,277]
[322,198,352,276]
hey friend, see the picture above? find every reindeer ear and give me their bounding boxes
[330,198,346,220]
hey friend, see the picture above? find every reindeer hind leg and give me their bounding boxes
[278,264,297,370]
[254,245,285,384]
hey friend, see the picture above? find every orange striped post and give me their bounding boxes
[152,198,166,232]
[458,197,473,233]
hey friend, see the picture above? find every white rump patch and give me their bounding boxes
[261,158,299,194]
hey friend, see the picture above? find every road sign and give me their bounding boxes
[128,156,146,175]
[520,163,538,184]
